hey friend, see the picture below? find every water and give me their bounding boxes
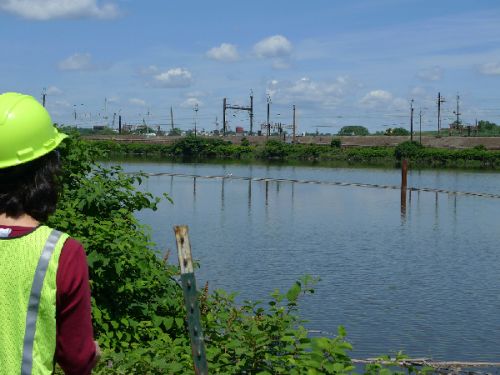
[122,160,500,362]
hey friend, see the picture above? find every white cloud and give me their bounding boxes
[254,35,292,58]
[206,43,239,62]
[267,76,352,107]
[129,98,146,107]
[181,98,203,108]
[0,0,119,20]
[360,90,408,110]
[417,66,443,81]
[479,62,500,75]
[154,68,193,88]
[46,86,62,95]
[58,53,93,71]
[360,90,393,108]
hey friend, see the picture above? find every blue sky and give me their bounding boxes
[1,0,500,133]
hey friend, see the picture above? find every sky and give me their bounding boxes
[1,0,500,134]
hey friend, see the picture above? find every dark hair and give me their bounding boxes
[0,151,61,222]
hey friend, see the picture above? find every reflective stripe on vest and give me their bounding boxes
[21,229,63,375]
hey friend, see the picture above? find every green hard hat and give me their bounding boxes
[0,92,67,169]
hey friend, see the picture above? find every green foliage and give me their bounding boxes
[240,137,250,147]
[331,138,342,148]
[170,136,245,159]
[477,120,498,132]
[87,137,500,169]
[394,141,424,160]
[385,127,410,136]
[337,126,370,136]
[50,135,185,352]
[262,140,290,159]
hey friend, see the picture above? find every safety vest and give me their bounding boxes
[0,225,68,375]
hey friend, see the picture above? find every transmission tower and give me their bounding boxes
[222,91,254,136]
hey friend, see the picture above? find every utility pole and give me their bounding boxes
[437,92,445,134]
[104,97,108,125]
[266,94,271,137]
[454,94,461,127]
[292,105,296,143]
[249,92,254,135]
[410,99,414,142]
[419,109,422,144]
[222,98,227,136]
[193,103,199,137]
[118,115,122,134]
[42,88,46,107]
[170,106,174,132]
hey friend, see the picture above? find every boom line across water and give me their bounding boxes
[141,172,500,199]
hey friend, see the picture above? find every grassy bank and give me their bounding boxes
[87,136,500,169]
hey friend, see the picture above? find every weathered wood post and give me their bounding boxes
[401,159,408,191]
[174,225,208,375]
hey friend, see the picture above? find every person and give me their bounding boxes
[0,92,99,374]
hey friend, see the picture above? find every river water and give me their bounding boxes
[121,160,499,362]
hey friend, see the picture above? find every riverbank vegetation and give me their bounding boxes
[52,134,435,374]
[88,136,500,169]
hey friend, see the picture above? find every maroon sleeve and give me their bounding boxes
[56,238,96,375]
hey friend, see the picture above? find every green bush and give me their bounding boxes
[262,139,289,159]
[394,141,424,160]
[385,127,410,136]
[331,138,342,148]
[337,126,369,136]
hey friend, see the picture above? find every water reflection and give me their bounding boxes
[400,187,407,220]
[248,179,252,212]
[265,180,269,206]
[221,177,225,211]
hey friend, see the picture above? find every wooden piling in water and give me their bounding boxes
[401,159,408,190]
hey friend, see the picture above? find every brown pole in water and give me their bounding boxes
[401,159,408,190]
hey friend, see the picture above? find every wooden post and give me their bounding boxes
[401,159,408,190]
[174,226,208,375]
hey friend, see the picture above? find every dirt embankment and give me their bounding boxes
[84,134,500,150]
